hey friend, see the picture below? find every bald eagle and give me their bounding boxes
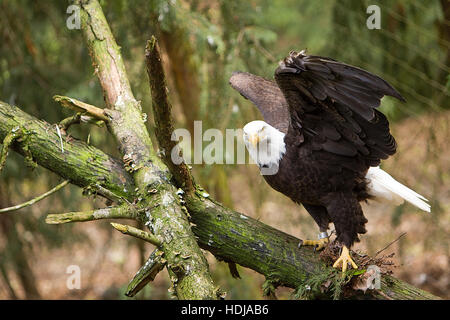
[230,50,430,272]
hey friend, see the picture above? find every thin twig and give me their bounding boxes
[375,232,407,257]
[93,184,131,205]
[0,180,69,214]
[110,222,162,246]
[59,114,105,132]
[59,114,81,131]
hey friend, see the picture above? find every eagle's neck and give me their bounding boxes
[246,126,286,170]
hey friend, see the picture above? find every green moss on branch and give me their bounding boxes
[76,0,217,300]
[0,101,134,200]
[45,205,139,224]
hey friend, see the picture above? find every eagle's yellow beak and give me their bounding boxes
[248,133,260,148]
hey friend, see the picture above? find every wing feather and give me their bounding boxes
[229,71,290,133]
[275,50,404,167]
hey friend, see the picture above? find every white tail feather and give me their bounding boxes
[366,166,431,212]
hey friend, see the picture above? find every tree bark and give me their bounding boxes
[74,0,217,300]
[0,102,133,200]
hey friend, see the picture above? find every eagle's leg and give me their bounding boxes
[326,193,366,272]
[332,246,357,272]
[299,204,331,251]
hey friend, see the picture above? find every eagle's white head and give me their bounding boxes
[243,120,286,170]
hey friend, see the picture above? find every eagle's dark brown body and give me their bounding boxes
[230,50,406,249]
[263,127,370,247]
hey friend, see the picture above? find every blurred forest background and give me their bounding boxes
[0,0,449,299]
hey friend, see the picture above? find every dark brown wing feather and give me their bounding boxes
[229,71,290,134]
[275,50,404,168]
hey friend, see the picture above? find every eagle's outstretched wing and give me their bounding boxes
[274,50,405,167]
[229,71,290,134]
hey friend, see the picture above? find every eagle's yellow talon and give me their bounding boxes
[333,246,358,272]
[301,237,329,251]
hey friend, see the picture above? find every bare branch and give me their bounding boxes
[0,101,135,201]
[375,232,407,257]
[145,37,195,194]
[110,222,162,246]
[59,114,105,132]
[53,95,109,122]
[126,249,166,297]
[0,180,69,214]
[45,205,139,224]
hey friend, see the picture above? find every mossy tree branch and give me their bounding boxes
[75,0,217,299]
[45,205,140,224]
[0,101,134,200]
